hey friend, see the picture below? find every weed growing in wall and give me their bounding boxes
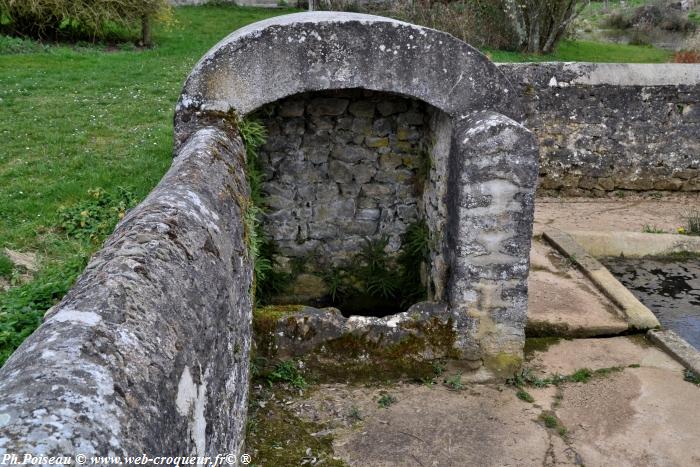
[238,118,293,305]
[321,220,431,315]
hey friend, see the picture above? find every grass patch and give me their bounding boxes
[443,373,464,391]
[488,39,672,63]
[265,360,307,389]
[377,393,397,408]
[0,253,13,278]
[684,369,700,385]
[0,5,300,367]
[516,389,535,403]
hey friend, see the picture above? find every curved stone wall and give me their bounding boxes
[0,127,253,457]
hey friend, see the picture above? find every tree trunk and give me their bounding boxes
[141,15,152,47]
[503,0,528,50]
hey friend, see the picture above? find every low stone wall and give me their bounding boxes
[0,127,253,457]
[500,63,700,195]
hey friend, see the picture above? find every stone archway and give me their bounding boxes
[175,12,539,365]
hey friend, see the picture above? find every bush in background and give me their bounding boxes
[320,0,588,53]
[0,0,173,44]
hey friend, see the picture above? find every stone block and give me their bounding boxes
[377,100,409,116]
[331,144,373,163]
[361,183,395,197]
[307,97,349,116]
[372,118,392,136]
[365,136,390,148]
[328,160,354,183]
[348,100,375,117]
[279,100,305,117]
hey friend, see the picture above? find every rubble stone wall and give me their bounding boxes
[500,63,700,195]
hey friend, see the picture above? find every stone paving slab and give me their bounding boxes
[290,337,700,466]
[527,237,628,337]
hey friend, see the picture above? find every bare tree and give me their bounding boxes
[503,0,590,53]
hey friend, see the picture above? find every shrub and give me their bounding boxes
[0,0,172,44]
[0,34,50,54]
[57,187,138,244]
[604,11,633,30]
[673,49,700,62]
[322,0,588,53]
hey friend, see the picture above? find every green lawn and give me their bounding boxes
[489,39,672,63]
[0,5,675,365]
[0,5,300,364]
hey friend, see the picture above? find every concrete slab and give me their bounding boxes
[285,336,700,467]
[297,383,552,466]
[527,237,628,337]
[533,194,700,236]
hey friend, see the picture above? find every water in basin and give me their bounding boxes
[601,257,700,350]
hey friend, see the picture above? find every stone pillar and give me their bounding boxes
[445,111,539,373]
[0,128,253,458]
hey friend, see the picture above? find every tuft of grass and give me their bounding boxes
[443,373,464,391]
[642,224,665,234]
[0,253,13,278]
[348,406,363,422]
[569,368,593,383]
[516,389,535,403]
[681,210,700,236]
[266,360,306,389]
[540,412,559,429]
[684,369,700,385]
[378,393,397,408]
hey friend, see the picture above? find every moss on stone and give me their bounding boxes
[305,332,436,384]
[523,337,562,357]
[483,352,523,377]
[252,305,305,359]
[402,316,461,359]
[245,387,347,467]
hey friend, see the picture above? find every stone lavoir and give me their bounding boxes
[0,13,539,457]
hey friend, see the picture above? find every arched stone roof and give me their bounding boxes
[175,12,522,142]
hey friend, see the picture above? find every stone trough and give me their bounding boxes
[0,13,539,457]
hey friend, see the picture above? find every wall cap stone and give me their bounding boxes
[499,62,700,87]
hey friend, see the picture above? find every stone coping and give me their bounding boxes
[567,230,700,258]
